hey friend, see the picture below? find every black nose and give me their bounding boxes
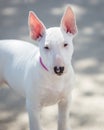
[54,66,64,75]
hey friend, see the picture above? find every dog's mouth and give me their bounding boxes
[55,72,63,76]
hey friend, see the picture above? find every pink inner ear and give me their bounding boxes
[29,12,45,40]
[30,23,43,40]
[61,6,77,35]
[64,19,77,34]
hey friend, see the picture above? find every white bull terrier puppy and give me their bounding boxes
[0,6,77,130]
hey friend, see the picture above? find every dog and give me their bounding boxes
[0,6,77,130]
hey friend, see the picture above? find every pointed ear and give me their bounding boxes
[61,6,77,35]
[28,11,46,40]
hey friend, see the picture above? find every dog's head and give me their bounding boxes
[28,6,77,76]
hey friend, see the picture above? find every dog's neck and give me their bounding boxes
[39,57,48,71]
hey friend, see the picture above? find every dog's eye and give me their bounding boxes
[64,43,68,47]
[44,46,49,50]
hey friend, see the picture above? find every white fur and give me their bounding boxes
[0,6,77,130]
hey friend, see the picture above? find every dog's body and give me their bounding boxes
[0,6,77,130]
[0,39,74,105]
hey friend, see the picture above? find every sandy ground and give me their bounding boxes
[0,0,104,130]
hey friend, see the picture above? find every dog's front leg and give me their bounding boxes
[58,96,72,130]
[26,100,41,130]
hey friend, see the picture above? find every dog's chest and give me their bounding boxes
[40,77,68,106]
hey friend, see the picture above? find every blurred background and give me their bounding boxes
[0,0,104,130]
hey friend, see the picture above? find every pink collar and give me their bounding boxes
[40,57,48,71]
